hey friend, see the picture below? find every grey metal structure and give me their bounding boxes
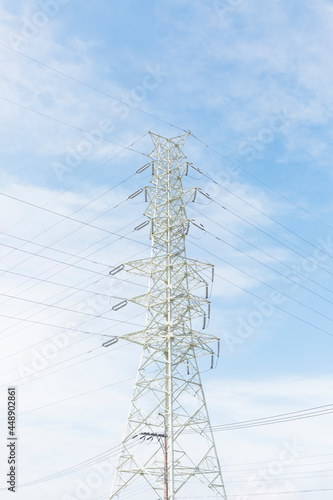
[109,132,227,499]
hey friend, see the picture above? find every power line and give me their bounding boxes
[187,230,333,322]
[0,190,149,245]
[0,219,148,346]
[2,132,149,239]
[0,93,149,157]
[0,41,188,133]
[0,279,142,374]
[2,37,331,241]
[199,168,333,260]
[0,340,127,388]
[208,403,333,432]
[0,265,112,296]
[0,334,131,390]
[2,38,331,242]
[0,226,146,289]
[0,168,143,275]
[1,375,136,420]
[0,233,110,269]
[190,239,333,339]
[0,211,147,333]
[0,211,144,305]
[0,311,144,392]
[190,203,333,296]
[0,290,141,329]
[0,310,143,342]
[205,189,333,278]
[0,178,138,268]
[227,489,333,496]
[0,246,147,346]
[222,452,333,468]
[190,133,333,233]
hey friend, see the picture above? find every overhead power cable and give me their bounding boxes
[190,133,333,233]
[188,218,333,304]
[0,179,137,267]
[0,331,132,391]
[0,311,142,342]
[0,265,111,296]
[188,232,333,325]
[188,224,333,318]
[0,311,144,391]
[228,489,333,496]
[0,333,124,383]
[0,375,136,420]
[0,217,147,341]
[208,403,333,432]
[190,203,333,296]
[0,213,147,334]
[1,39,330,239]
[0,94,148,157]
[189,212,333,311]
[0,291,136,325]
[3,132,148,240]
[0,169,140,273]
[203,188,333,277]
[0,190,149,245]
[189,240,333,339]
[199,169,333,260]
[0,246,147,343]
[0,41,188,134]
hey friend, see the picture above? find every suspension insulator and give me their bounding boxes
[211,354,214,370]
[185,162,189,176]
[198,188,212,199]
[217,339,220,358]
[109,264,124,275]
[191,220,205,231]
[128,188,143,199]
[112,299,128,311]
[134,220,149,231]
[192,189,197,202]
[144,187,148,202]
[203,316,207,330]
[205,285,209,299]
[208,303,211,319]
[190,164,203,174]
[102,337,119,347]
[136,163,150,174]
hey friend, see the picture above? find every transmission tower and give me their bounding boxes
[109,132,227,499]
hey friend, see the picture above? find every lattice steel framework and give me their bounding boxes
[109,132,227,499]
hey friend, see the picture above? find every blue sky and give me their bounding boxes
[0,1,333,499]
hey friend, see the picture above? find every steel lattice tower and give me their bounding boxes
[109,132,227,500]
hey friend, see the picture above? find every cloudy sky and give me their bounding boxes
[0,1,333,499]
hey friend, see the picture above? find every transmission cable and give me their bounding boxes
[203,189,333,277]
[0,94,148,157]
[198,168,333,260]
[189,240,333,339]
[188,223,333,316]
[189,133,333,233]
[0,245,147,346]
[190,203,333,296]
[189,229,333,307]
[3,131,149,238]
[0,190,149,245]
[0,41,188,134]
